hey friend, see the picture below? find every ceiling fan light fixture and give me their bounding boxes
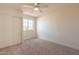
[34,7,39,11]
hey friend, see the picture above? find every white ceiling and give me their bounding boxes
[0,3,49,17]
[0,3,79,17]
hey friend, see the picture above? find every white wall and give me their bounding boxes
[37,4,79,50]
[0,6,22,48]
[22,16,37,40]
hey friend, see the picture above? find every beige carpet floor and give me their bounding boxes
[0,39,79,55]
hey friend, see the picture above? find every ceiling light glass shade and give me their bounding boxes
[34,7,39,11]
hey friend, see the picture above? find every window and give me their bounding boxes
[23,17,33,31]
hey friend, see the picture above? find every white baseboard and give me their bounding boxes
[38,37,79,51]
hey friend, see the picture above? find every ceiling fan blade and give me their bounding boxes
[40,5,48,8]
[34,3,40,6]
[23,5,33,8]
[21,3,34,8]
[22,3,48,8]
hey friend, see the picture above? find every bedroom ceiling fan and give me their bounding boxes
[23,3,48,12]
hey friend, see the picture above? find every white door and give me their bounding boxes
[22,16,37,40]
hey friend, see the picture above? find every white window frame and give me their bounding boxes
[23,16,33,31]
